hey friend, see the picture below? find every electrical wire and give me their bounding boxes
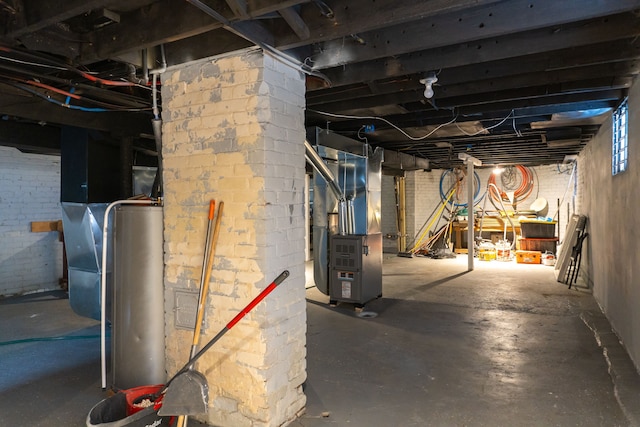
[0,48,68,71]
[10,83,108,112]
[310,108,519,143]
[21,79,81,100]
[0,45,150,88]
[6,81,151,112]
[308,109,458,141]
[453,110,515,136]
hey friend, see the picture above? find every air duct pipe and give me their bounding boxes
[304,140,348,235]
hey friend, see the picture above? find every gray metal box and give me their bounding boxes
[329,234,382,305]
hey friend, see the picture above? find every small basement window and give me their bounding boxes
[612,100,628,175]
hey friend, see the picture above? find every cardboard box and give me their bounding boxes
[515,250,541,264]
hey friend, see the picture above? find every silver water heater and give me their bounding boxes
[112,205,166,389]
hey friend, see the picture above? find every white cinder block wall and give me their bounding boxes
[381,164,575,253]
[0,146,63,296]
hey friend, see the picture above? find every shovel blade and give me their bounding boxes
[158,370,209,416]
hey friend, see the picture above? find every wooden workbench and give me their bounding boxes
[452,216,521,253]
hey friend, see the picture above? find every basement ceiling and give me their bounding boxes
[0,0,638,169]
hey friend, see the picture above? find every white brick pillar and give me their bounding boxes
[161,49,307,427]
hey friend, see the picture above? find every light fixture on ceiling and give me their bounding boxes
[420,72,438,99]
[492,166,504,175]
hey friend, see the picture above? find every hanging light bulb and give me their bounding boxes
[423,83,434,99]
[419,73,438,99]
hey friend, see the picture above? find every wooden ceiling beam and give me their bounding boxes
[276,0,507,49]
[2,0,119,39]
[79,0,305,63]
[225,0,249,18]
[309,95,619,133]
[318,12,640,87]
[307,60,640,112]
[279,7,310,40]
[309,63,637,112]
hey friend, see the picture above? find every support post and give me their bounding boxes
[458,153,482,271]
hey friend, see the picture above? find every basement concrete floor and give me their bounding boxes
[1,254,639,426]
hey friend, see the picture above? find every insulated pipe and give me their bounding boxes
[100,199,157,390]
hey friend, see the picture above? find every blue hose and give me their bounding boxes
[0,334,102,346]
[439,169,482,208]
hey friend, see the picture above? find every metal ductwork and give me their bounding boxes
[306,127,383,306]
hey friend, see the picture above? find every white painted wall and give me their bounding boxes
[0,146,63,296]
[578,79,640,370]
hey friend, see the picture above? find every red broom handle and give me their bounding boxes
[227,270,289,329]
[170,270,290,380]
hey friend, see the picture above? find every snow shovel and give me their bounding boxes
[158,269,290,417]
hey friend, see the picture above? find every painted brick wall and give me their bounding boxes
[0,146,63,296]
[381,165,574,254]
[161,49,306,427]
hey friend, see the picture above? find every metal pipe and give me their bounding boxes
[338,200,348,235]
[304,140,345,203]
[347,197,355,234]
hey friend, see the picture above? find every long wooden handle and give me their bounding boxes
[177,201,223,427]
[192,201,224,349]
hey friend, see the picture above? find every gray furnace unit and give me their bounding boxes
[330,234,382,305]
[306,127,383,308]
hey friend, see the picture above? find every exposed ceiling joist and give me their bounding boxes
[307,0,640,69]
[318,12,640,87]
[0,0,636,167]
[278,7,310,40]
[225,0,249,18]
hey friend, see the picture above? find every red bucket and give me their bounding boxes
[87,385,174,427]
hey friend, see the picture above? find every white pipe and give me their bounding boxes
[467,161,475,271]
[100,199,155,389]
